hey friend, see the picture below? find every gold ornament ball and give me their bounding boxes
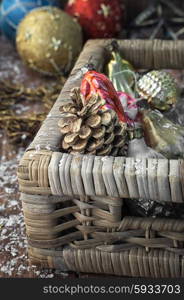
[16,6,83,75]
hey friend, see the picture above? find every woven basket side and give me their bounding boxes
[28,246,183,278]
[18,149,184,202]
[27,211,184,277]
[63,247,182,277]
[118,39,184,69]
[18,150,124,243]
[47,152,184,203]
[20,193,82,243]
[18,151,82,244]
[18,150,52,195]
[18,149,184,250]
[28,247,69,270]
[69,215,184,250]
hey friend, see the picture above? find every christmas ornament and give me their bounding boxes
[16,7,83,75]
[65,0,124,39]
[0,0,60,41]
[106,40,135,96]
[141,109,184,159]
[137,70,179,111]
[106,41,142,123]
[128,0,184,40]
[80,66,127,123]
[105,44,165,160]
[58,87,127,156]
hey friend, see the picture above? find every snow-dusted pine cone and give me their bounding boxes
[58,87,127,156]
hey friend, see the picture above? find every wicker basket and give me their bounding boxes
[18,39,184,278]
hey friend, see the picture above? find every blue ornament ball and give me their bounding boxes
[0,0,60,41]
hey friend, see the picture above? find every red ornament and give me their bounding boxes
[81,70,127,123]
[65,0,124,39]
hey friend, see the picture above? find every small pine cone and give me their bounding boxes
[58,87,128,156]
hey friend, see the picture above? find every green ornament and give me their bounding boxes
[106,40,135,97]
[137,70,179,111]
[16,6,83,76]
[141,109,184,159]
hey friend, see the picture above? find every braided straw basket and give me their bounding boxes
[18,39,184,277]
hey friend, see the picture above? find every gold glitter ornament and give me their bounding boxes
[137,70,179,111]
[16,6,83,76]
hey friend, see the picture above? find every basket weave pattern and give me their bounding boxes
[18,40,184,277]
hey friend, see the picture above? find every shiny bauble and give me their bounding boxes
[65,0,124,39]
[16,6,83,75]
[0,0,60,41]
[137,70,179,111]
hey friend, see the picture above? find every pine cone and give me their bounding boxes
[58,87,127,156]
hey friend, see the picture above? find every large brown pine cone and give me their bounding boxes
[58,87,127,156]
